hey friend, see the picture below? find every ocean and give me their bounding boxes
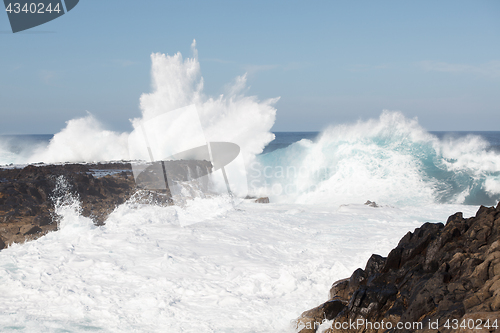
[3,130,500,162]
[0,126,499,332]
[256,129,500,206]
[1,47,500,332]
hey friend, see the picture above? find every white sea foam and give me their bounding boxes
[0,184,480,332]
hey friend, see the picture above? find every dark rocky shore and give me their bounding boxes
[0,161,213,250]
[0,163,138,249]
[298,203,500,333]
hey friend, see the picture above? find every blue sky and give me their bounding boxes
[1,0,499,134]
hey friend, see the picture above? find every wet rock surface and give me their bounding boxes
[298,203,500,333]
[0,161,211,249]
[0,163,137,248]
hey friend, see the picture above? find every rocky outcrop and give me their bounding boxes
[298,203,500,333]
[0,160,212,249]
[364,200,379,208]
[0,163,138,248]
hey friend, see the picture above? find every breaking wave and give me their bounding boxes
[253,111,500,206]
[2,40,277,169]
[1,42,499,208]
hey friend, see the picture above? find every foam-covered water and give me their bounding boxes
[0,186,479,332]
[1,42,499,332]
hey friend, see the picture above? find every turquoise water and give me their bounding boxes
[256,130,500,206]
[263,131,500,154]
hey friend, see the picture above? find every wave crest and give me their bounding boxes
[3,41,277,168]
[254,111,500,206]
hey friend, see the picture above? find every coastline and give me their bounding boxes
[0,158,496,331]
[1,162,141,249]
[297,204,500,333]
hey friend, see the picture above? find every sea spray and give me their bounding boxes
[0,135,53,165]
[22,40,277,168]
[253,111,500,206]
[52,175,94,232]
[30,114,130,163]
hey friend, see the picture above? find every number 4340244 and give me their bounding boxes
[443,318,498,330]
[5,2,61,14]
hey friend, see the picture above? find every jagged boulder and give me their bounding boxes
[299,202,500,333]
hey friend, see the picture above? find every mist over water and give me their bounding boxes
[0,135,52,165]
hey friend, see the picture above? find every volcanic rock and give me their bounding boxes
[0,160,212,249]
[365,200,379,208]
[298,202,500,333]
